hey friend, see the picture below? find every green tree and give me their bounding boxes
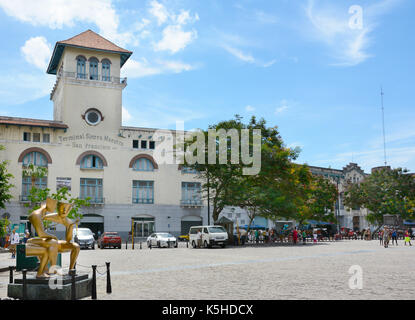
[344,167,415,225]
[0,145,14,210]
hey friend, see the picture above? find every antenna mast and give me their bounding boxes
[381,86,387,166]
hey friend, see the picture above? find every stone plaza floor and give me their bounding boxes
[0,239,414,300]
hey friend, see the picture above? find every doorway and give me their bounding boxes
[132,216,155,238]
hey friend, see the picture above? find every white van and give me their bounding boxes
[189,225,228,248]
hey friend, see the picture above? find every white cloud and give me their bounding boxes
[122,58,195,78]
[154,24,197,54]
[275,100,290,114]
[122,106,132,123]
[21,36,52,70]
[149,0,169,26]
[245,105,255,112]
[223,45,255,63]
[0,0,134,47]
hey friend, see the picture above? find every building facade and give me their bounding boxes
[0,30,207,240]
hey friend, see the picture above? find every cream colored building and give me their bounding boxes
[0,30,374,240]
[0,30,206,239]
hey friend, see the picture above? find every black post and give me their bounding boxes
[149,242,152,250]
[70,269,76,300]
[186,241,188,248]
[91,265,97,300]
[132,239,134,250]
[125,239,127,249]
[140,242,142,250]
[106,262,112,294]
[22,269,27,300]
[9,266,13,284]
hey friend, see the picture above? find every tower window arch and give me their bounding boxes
[89,57,99,80]
[102,59,111,81]
[76,56,86,79]
[133,158,154,171]
[22,151,48,167]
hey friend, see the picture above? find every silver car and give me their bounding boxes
[73,228,95,250]
[146,233,177,248]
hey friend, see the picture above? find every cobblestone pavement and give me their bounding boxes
[1,240,414,300]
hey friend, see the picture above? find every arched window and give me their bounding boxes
[80,154,104,169]
[102,59,111,81]
[76,56,86,79]
[22,151,48,167]
[133,158,154,171]
[89,57,99,80]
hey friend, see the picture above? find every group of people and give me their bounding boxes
[379,227,412,248]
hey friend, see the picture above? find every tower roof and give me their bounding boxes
[47,29,133,74]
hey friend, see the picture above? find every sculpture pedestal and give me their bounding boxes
[7,273,92,300]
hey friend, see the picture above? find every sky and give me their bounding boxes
[0,0,414,173]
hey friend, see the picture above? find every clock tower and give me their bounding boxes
[47,30,132,136]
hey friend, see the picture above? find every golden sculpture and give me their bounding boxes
[44,201,80,271]
[26,198,80,278]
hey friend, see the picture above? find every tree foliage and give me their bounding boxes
[344,167,415,225]
[0,145,14,210]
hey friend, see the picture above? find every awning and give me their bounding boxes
[404,220,415,226]
[305,220,333,225]
[239,224,267,230]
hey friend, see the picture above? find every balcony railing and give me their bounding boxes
[58,71,127,85]
[181,199,203,207]
[133,198,154,204]
[80,197,105,205]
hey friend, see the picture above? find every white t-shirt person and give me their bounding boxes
[10,231,20,244]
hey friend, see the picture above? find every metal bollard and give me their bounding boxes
[9,266,13,284]
[186,241,188,248]
[70,269,76,300]
[125,239,128,249]
[106,262,112,294]
[22,269,27,300]
[132,240,134,250]
[140,242,142,250]
[91,265,97,300]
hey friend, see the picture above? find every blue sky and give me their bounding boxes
[0,0,414,173]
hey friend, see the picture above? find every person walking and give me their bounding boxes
[313,229,318,243]
[293,228,298,245]
[391,229,398,246]
[9,228,20,258]
[383,227,390,248]
[404,230,412,246]
[302,230,307,245]
[197,229,202,248]
[379,229,383,246]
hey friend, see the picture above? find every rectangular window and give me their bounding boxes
[132,181,154,204]
[227,212,232,218]
[43,134,50,143]
[181,182,202,205]
[21,177,47,201]
[32,133,40,142]
[149,141,155,149]
[80,178,103,204]
[141,140,147,149]
[132,140,139,149]
[236,213,241,218]
[23,132,31,141]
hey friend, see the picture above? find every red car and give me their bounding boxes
[98,232,122,249]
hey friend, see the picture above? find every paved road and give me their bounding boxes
[0,240,414,300]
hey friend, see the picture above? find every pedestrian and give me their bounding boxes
[23,229,30,244]
[313,229,317,243]
[302,230,307,245]
[293,228,298,245]
[404,230,412,246]
[383,227,390,248]
[9,228,20,258]
[379,229,383,246]
[197,229,202,248]
[391,229,398,246]
[255,229,259,244]
[409,228,414,240]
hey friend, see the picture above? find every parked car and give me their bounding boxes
[189,225,228,248]
[73,228,95,250]
[146,233,177,248]
[98,232,122,249]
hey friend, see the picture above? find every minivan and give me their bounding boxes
[189,225,228,248]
